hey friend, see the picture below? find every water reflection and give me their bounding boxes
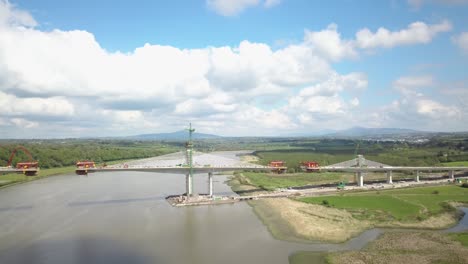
[68,196,166,207]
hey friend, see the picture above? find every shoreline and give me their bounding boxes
[228,174,468,243]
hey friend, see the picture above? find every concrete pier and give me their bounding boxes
[357,172,364,187]
[415,170,420,182]
[186,173,192,197]
[208,172,213,197]
[449,170,455,180]
[387,171,393,184]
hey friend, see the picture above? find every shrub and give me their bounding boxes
[322,200,330,206]
[461,183,468,188]
[432,190,439,194]
[440,202,455,212]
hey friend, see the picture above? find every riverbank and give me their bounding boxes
[228,174,468,243]
[325,231,468,264]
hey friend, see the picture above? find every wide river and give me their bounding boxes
[0,152,465,264]
[0,173,383,264]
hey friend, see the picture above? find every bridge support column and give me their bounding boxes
[387,171,393,184]
[186,173,192,197]
[449,170,455,180]
[208,172,213,197]
[357,172,364,187]
[415,170,420,182]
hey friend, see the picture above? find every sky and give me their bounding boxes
[0,0,467,138]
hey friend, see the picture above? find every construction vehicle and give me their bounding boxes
[337,181,346,190]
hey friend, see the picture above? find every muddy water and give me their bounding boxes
[0,171,387,264]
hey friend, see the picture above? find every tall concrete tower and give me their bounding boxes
[185,123,195,197]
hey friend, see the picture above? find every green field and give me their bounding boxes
[288,252,328,264]
[242,172,351,190]
[299,185,468,221]
[442,161,468,167]
[449,232,468,247]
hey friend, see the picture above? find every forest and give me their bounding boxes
[0,139,179,169]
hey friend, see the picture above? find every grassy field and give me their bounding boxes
[442,161,468,166]
[323,232,468,264]
[288,252,328,264]
[242,172,351,190]
[240,170,419,191]
[449,232,468,247]
[299,185,468,221]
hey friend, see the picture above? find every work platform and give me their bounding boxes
[0,167,40,176]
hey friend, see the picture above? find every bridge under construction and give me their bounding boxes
[321,155,467,187]
[2,125,468,205]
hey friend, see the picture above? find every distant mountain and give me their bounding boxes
[326,126,425,137]
[128,130,222,140]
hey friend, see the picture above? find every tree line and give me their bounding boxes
[0,140,179,169]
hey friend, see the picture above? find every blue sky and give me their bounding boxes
[0,0,467,138]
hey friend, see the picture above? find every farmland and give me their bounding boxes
[299,185,468,222]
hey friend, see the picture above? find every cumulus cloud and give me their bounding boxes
[304,24,357,61]
[452,32,468,54]
[393,75,434,95]
[355,20,452,49]
[206,0,280,16]
[0,1,463,137]
[373,75,462,130]
[10,118,38,128]
[0,0,36,27]
[0,92,75,117]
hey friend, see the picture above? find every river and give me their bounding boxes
[0,152,466,264]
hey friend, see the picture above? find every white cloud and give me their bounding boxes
[350,97,360,107]
[206,0,260,16]
[0,0,36,28]
[452,32,468,54]
[298,72,367,97]
[304,24,357,61]
[0,92,75,117]
[0,1,464,137]
[355,20,452,49]
[206,0,281,16]
[393,75,434,95]
[264,0,281,8]
[10,118,38,128]
[416,99,458,117]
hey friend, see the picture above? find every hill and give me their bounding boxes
[128,130,221,140]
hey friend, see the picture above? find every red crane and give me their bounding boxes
[7,146,39,173]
